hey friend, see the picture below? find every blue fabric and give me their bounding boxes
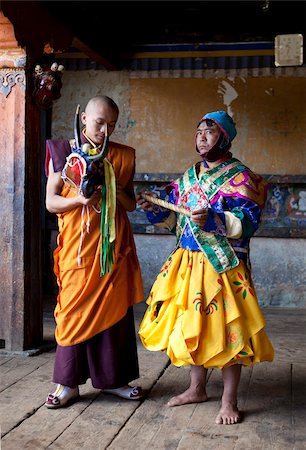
[202,111,237,141]
[147,208,172,226]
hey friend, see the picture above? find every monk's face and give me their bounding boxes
[81,101,118,145]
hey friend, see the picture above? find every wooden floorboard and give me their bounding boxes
[1,307,305,450]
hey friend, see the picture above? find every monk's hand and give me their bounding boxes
[191,207,208,228]
[136,191,156,211]
[78,190,101,207]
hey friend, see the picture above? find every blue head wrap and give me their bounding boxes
[201,111,237,141]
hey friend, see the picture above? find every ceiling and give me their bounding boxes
[2,1,306,69]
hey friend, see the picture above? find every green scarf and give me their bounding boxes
[100,159,116,276]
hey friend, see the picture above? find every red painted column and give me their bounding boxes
[0,11,42,351]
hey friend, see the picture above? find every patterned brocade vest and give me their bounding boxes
[176,158,249,273]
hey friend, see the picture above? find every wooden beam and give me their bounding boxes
[72,37,118,71]
[1,1,74,57]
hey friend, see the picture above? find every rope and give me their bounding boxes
[77,205,90,266]
[140,193,192,218]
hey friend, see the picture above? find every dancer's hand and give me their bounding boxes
[136,191,156,211]
[191,208,208,227]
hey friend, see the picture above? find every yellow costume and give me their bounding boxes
[140,250,273,368]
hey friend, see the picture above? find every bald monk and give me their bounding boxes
[44,95,144,408]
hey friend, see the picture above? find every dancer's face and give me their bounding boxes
[195,121,221,159]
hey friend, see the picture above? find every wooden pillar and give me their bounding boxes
[0,11,43,351]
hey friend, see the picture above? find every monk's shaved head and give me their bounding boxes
[81,95,119,145]
[85,96,119,115]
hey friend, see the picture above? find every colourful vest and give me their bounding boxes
[176,158,249,273]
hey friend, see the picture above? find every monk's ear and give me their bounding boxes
[81,112,86,125]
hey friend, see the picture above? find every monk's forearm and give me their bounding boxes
[46,193,86,213]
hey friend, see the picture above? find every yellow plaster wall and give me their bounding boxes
[52,72,306,175]
[127,77,306,174]
[52,71,131,145]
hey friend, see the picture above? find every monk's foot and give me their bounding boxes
[167,387,207,407]
[215,402,241,425]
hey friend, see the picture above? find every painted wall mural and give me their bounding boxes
[129,176,306,238]
[263,182,306,234]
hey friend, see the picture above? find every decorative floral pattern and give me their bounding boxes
[205,299,218,315]
[181,184,208,211]
[160,256,173,277]
[226,324,243,350]
[233,271,255,299]
[223,294,235,319]
[193,292,203,314]
[187,255,193,270]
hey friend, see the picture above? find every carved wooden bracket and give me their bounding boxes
[0,12,26,68]
[0,69,25,97]
[0,12,26,97]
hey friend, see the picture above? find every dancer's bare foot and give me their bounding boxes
[215,402,241,425]
[167,387,208,407]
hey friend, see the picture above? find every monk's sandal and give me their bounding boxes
[102,385,143,400]
[45,384,79,409]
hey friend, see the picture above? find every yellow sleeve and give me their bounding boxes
[224,211,242,239]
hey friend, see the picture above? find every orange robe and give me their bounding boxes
[51,141,144,346]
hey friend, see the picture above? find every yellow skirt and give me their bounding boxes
[139,248,274,368]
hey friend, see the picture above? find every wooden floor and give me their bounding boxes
[1,305,305,450]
